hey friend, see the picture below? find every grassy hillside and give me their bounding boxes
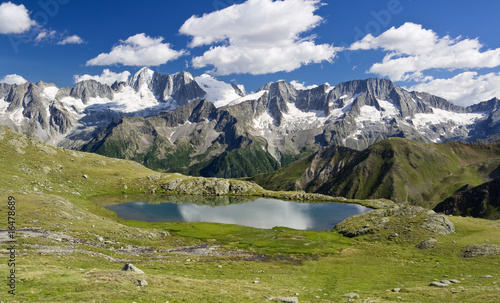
[252,138,500,209]
[191,146,280,178]
[1,126,499,302]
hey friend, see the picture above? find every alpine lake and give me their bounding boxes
[94,195,371,231]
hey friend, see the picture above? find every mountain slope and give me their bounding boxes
[434,175,500,219]
[251,138,500,208]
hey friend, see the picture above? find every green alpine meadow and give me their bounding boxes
[1,124,499,303]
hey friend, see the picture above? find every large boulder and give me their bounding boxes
[460,244,500,258]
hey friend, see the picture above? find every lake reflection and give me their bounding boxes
[103,196,370,231]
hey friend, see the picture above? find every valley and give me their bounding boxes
[1,69,499,303]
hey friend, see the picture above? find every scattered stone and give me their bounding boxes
[277,297,299,303]
[122,263,144,274]
[147,174,161,181]
[135,279,148,286]
[390,232,399,238]
[440,280,451,285]
[479,275,493,279]
[218,265,223,269]
[343,293,360,299]
[449,279,460,284]
[96,236,104,242]
[460,244,500,258]
[416,238,438,249]
[253,280,259,284]
[392,288,401,293]
[82,174,88,179]
[429,282,449,287]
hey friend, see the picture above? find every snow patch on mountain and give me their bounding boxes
[0,98,8,112]
[43,86,59,100]
[229,90,267,106]
[356,99,400,126]
[328,93,359,119]
[253,109,274,136]
[195,74,243,107]
[62,85,177,118]
[412,108,484,129]
[281,102,328,130]
[378,99,400,116]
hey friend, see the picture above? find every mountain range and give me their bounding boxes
[1,67,500,178]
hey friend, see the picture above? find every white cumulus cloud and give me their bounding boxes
[409,72,500,107]
[35,30,57,42]
[179,0,337,75]
[73,69,131,85]
[290,80,318,90]
[86,33,187,66]
[351,22,500,81]
[0,74,28,85]
[58,35,84,45]
[0,2,35,34]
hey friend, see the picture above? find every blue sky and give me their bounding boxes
[1,0,500,106]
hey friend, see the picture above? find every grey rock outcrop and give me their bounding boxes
[336,206,455,238]
[421,214,455,235]
[162,177,262,196]
[460,244,500,258]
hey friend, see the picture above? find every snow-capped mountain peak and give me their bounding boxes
[0,71,499,156]
[194,74,245,107]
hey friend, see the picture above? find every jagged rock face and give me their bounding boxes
[128,68,206,105]
[0,82,75,143]
[70,80,114,104]
[468,98,500,143]
[0,69,237,146]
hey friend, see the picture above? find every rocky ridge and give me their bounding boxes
[2,70,500,178]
